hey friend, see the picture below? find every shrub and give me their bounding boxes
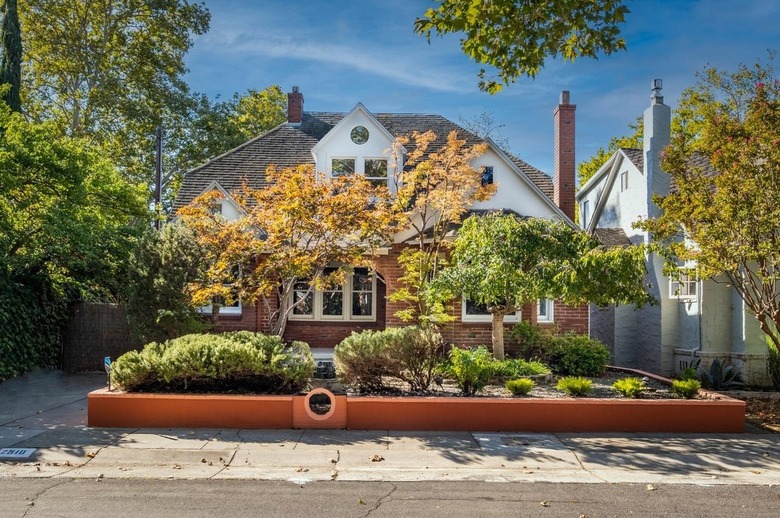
[698,358,744,390]
[333,329,394,391]
[548,334,610,376]
[111,332,315,394]
[505,378,535,396]
[384,326,443,391]
[489,358,551,378]
[556,376,592,396]
[680,367,698,381]
[509,321,555,361]
[671,379,701,399]
[612,377,645,398]
[450,346,494,396]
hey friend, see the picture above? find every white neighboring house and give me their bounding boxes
[576,80,771,386]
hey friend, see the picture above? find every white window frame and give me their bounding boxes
[461,296,521,323]
[363,157,388,187]
[582,200,590,227]
[537,299,554,323]
[288,268,377,322]
[669,269,698,299]
[620,170,629,192]
[331,157,356,177]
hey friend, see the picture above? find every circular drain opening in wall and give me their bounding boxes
[308,392,332,415]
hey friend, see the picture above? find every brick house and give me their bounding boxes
[173,88,587,355]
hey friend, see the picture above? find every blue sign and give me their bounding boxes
[104,356,112,373]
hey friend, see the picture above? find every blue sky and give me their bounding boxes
[184,0,780,175]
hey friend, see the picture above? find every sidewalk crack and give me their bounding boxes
[209,448,237,479]
[330,449,341,481]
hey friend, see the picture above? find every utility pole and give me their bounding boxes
[154,125,163,230]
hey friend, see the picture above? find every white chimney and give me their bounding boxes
[644,79,671,219]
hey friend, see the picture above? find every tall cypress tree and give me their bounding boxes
[1,0,22,112]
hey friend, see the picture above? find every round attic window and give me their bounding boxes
[350,125,369,144]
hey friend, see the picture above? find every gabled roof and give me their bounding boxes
[620,148,643,171]
[592,227,632,248]
[174,111,553,210]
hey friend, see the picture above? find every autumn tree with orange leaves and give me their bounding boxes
[388,130,494,324]
[178,164,395,336]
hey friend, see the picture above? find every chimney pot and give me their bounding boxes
[560,91,570,105]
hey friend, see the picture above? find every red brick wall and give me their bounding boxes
[283,282,387,348]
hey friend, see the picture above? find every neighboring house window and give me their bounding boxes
[332,158,355,176]
[620,171,629,192]
[670,269,698,298]
[200,266,242,316]
[289,267,376,321]
[462,297,520,323]
[582,200,590,227]
[537,299,554,323]
[364,158,388,188]
[481,166,494,186]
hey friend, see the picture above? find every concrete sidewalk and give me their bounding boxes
[1,370,778,485]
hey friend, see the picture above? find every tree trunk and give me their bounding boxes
[491,311,506,360]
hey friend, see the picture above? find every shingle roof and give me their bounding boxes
[592,227,632,248]
[174,111,552,209]
[620,148,644,171]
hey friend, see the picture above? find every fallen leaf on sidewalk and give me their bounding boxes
[358,499,366,505]
[295,466,309,472]
[86,452,97,458]
[172,464,182,470]
[540,501,549,507]
[370,454,384,462]
[751,470,761,474]
[646,484,656,491]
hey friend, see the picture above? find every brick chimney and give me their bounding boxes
[553,91,576,220]
[287,86,304,124]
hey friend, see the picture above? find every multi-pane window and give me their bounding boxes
[670,269,698,298]
[289,268,376,321]
[200,265,241,315]
[461,297,520,323]
[331,158,355,176]
[364,159,388,188]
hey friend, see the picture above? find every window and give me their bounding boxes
[200,266,241,316]
[481,166,494,186]
[620,170,629,192]
[461,296,520,323]
[289,267,376,321]
[209,202,223,216]
[582,200,590,227]
[331,158,355,176]
[364,159,388,187]
[670,269,698,298]
[537,299,554,322]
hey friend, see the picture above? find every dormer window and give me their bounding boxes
[332,158,355,177]
[364,159,388,187]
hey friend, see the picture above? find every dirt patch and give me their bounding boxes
[742,397,780,433]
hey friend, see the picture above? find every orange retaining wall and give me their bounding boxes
[88,388,745,433]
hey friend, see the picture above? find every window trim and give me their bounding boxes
[331,157,356,177]
[669,269,698,299]
[620,170,629,192]
[288,268,377,322]
[461,296,521,323]
[582,199,591,227]
[537,299,554,323]
[363,157,388,187]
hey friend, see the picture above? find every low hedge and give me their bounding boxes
[111,331,315,394]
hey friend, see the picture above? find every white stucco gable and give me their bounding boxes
[198,180,243,221]
[311,103,404,191]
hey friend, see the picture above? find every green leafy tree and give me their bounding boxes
[637,59,780,355]
[0,104,146,378]
[126,222,210,344]
[440,213,652,359]
[0,0,22,112]
[19,0,210,185]
[415,0,630,93]
[578,117,642,187]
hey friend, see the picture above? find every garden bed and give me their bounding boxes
[88,367,746,433]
